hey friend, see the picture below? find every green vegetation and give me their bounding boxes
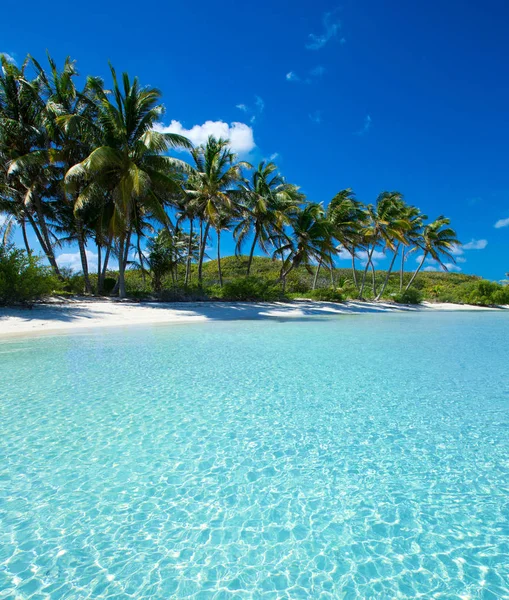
[0,245,55,304]
[0,53,506,307]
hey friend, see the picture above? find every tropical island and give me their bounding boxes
[1,54,508,315]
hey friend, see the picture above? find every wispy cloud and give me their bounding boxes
[494,217,509,229]
[306,10,342,50]
[462,239,488,250]
[418,255,462,272]
[309,110,322,125]
[285,66,325,84]
[269,152,279,161]
[450,239,488,256]
[235,96,265,123]
[154,120,255,154]
[355,115,372,135]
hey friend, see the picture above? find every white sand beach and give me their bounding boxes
[0,298,505,338]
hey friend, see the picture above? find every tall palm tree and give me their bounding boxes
[399,205,426,292]
[316,188,365,289]
[186,136,249,284]
[274,202,334,292]
[0,55,62,275]
[358,191,408,299]
[234,161,302,276]
[405,216,460,291]
[375,202,425,300]
[65,65,192,297]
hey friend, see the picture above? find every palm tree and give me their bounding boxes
[358,191,408,299]
[274,202,334,292]
[405,217,459,292]
[399,205,426,292]
[315,188,365,289]
[375,202,426,300]
[65,65,192,297]
[0,55,62,276]
[234,161,302,276]
[186,136,249,284]
[28,54,104,292]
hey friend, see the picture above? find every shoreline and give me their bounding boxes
[0,298,507,339]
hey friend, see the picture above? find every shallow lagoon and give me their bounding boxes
[1,311,508,598]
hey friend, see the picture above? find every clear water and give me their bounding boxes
[1,312,509,599]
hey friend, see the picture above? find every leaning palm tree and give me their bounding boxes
[358,191,408,299]
[316,188,365,289]
[274,202,334,292]
[234,161,302,276]
[399,205,426,292]
[0,55,62,275]
[186,136,249,284]
[375,202,426,300]
[405,216,460,292]
[65,65,192,297]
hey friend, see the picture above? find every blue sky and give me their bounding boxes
[2,0,509,279]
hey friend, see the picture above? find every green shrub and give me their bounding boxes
[214,277,282,301]
[102,277,117,295]
[392,288,423,305]
[306,288,344,302]
[0,246,56,304]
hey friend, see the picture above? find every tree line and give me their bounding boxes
[0,54,460,299]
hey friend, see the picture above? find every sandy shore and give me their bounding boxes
[0,297,506,338]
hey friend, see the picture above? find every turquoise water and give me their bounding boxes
[1,312,509,599]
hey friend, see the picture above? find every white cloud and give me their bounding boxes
[236,96,264,123]
[357,249,385,266]
[269,152,279,161]
[355,115,372,135]
[462,238,488,250]
[154,120,255,154]
[456,257,467,263]
[494,217,509,229]
[286,67,325,84]
[419,255,461,272]
[306,10,342,50]
[449,244,464,256]
[57,249,99,273]
[0,52,16,64]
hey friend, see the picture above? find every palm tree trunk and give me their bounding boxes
[118,236,126,299]
[329,254,335,288]
[185,219,193,287]
[99,239,112,294]
[26,207,62,277]
[313,258,323,290]
[198,221,210,284]
[371,261,377,296]
[247,231,259,276]
[33,195,61,277]
[405,252,427,292]
[217,229,223,287]
[137,235,146,283]
[96,244,102,294]
[359,245,375,299]
[399,248,406,291]
[21,218,31,255]
[76,218,92,294]
[350,250,359,290]
[376,244,399,301]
